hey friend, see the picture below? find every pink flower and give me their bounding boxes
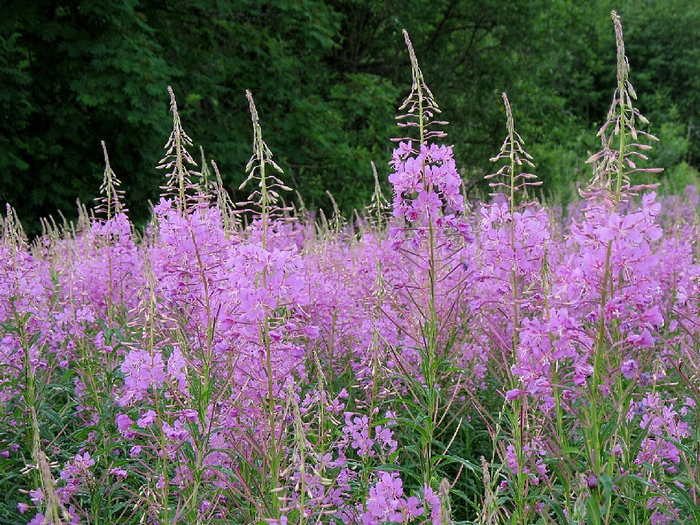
[116,414,134,433]
[29,488,44,504]
[28,513,47,525]
[137,409,157,428]
[110,467,128,479]
[304,325,320,339]
[640,306,663,327]
[621,359,638,379]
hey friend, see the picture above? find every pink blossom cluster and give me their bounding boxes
[360,472,425,524]
[388,141,473,249]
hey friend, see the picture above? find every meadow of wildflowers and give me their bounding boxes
[3,12,700,525]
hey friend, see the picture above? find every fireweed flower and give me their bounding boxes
[56,453,97,505]
[360,472,428,525]
[509,308,594,410]
[137,409,157,428]
[27,513,47,525]
[621,359,638,379]
[509,192,666,409]
[478,202,550,295]
[422,485,442,525]
[388,141,473,249]
[375,425,398,453]
[29,488,44,505]
[343,412,374,457]
[109,467,128,479]
[559,192,663,315]
[504,439,548,485]
[117,349,167,406]
[626,392,690,476]
[162,419,189,441]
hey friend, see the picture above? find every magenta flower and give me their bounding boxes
[137,409,157,428]
[109,467,128,479]
[115,413,134,433]
[27,513,47,525]
[621,359,638,379]
[388,140,472,248]
[29,488,44,505]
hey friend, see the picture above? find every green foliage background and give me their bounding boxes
[1,0,698,233]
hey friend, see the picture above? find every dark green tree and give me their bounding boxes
[1,0,697,233]
[0,0,175,232]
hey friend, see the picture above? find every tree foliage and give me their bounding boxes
[0,0,698,233]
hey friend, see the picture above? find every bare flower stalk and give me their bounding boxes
[198,145,211,192]
[158,86,199,213]
[240,90,291,249]
[583,11,662,206]
[95,141,126,220]
[486,93,541,212]
[3,204,27,249]
[211,160,240,236]
[325,190,345,234]
[396,30,447,144]
[363,161,390,231]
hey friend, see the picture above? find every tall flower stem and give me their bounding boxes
[487,92,539,525]
[581,12,661,522]
[407,29,440,487]
[241,90,289,518]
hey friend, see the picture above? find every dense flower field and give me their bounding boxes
[2,12,700,525]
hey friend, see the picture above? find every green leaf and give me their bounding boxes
[587,495,602,525]
[598,473,613,500]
